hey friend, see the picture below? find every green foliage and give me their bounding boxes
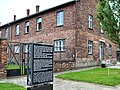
[0,83,25,90]
[97,0,120,48]
[56,68,120,86]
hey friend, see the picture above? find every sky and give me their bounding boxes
[0,0,72,25]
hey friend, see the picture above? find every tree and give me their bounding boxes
[97,0,120,48]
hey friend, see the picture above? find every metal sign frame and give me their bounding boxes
[27,43,54,86]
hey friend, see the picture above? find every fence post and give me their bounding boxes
[0,38,8,79]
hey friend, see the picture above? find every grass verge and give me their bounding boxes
[0,83,25,90]
[6,64,20,70]
[56,68,120,86]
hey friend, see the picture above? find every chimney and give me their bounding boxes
[27,9,30,16]
[14,15,16,21]
[36,5,39,13]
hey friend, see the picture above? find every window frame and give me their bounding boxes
[25,21,29,34]
[23,44,29,53]
[56,11,64,27]
[15,24,20,36]
[88,14,93,29]
[109,44,112,56]
[88,40,93,55]
[0,31,1,38]
[54,39,65,52]
[36,17,42,31]
[5,28,8,38]
[100,23,104,34]
[14,45,20,54]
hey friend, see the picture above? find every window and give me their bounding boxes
[25,21,29,34]
[88,40,93,54]
[54,39,65,51]
[0,31,1,38]
[23,44,29,53]
[14,45,20,53]
[7,47,8,53]
[57,11,64,26]
[100,23,104,33]
[88,15,93,29]
[37,18,42,31]
[5,28,8,38]
[15,24,20,35]
[109,44,112,56]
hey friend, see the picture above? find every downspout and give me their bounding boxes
[74,0,77,48]
[74,0,79,59]
[8,23,12,42]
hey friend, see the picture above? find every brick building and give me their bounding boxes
[0,0,117,71]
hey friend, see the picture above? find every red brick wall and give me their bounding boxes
[0,0,117,70]
[74,0,117,67]
[1,3,76,62]
[0,38,8,79]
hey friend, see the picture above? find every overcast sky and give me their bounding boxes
[0,0,72,25]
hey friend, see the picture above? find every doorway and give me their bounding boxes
[117,50,120,62]
[99,42,104,61]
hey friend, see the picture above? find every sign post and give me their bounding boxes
[106,60,110,77]
[27,43,54,90]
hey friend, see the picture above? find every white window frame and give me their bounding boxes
[57,11,64,26]
[100,23,104,33]
[88,15,93,29]
[25,21,29,34]
[54,39,65,52]
[23,44,29,53]
[15,24,20,35]
[37,18,42,31]
[5,28,8,38]
[0,31,1,38]
[14,45,20,54]
[88,40,93,54]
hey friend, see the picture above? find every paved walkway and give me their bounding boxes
[0,66,120,90]
[54,78,120,90]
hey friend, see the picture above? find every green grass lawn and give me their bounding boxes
[6,64,20,70]
[56,68,120,86]
[0,83,25,90]
[6,64,27,70]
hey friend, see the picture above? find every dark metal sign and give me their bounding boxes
[27,44,54,86]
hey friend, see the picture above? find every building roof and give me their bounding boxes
[0,0,76,28]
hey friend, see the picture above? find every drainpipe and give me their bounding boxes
[74,0,79,59]
[8,23,12,42]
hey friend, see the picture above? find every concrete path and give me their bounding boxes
[0,66,120,90]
